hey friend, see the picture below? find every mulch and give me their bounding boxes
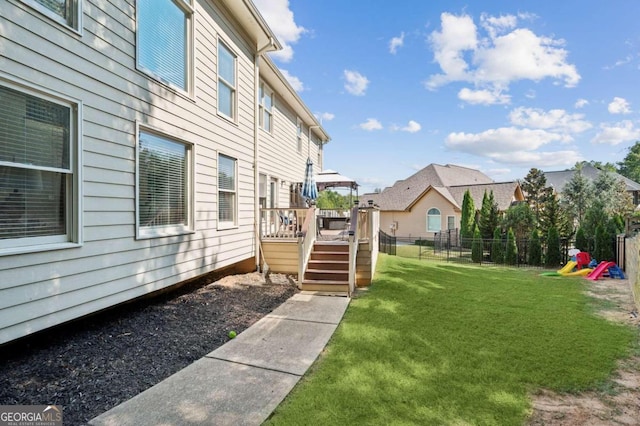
[0,272,298,426]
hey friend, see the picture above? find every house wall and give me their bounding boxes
[258,87,322,208]
[380,191,459,239]
[0,1,315,344]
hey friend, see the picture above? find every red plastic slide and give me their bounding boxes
[585,261,616,281]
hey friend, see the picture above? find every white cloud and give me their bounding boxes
[458,88,510,105]
[491,150,583,167]
[280,69,304,92]
[359,118,383,131]
[426,12,580,100]
[508,107,592,133]
[445,127,569,158]
[608,97,631,114]
[344,70,369,96]
[254,0,306,62]
[400,120,421,133]
[317,112,335,122]
[389,32,405,54]
[574,98,589,108]
[592,120,640,145]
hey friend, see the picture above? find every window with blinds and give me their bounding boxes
[138,130,191,236]
[137,0,192,92]
[24,0,79,29]
[218,41,236,119]
[218,154,236,226]
[259,82,273,132]
[0,84,74,246]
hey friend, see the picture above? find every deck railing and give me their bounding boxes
[259,208,309,239]
[297,207,317,287]
[348,205,360,295]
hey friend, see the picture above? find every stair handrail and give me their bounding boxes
[297,206,317,288]
[348,205,360,295]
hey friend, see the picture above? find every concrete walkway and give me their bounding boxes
[89,292,350,426]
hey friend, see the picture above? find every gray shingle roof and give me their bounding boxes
[361,164,518,211]
[544,163,640,192]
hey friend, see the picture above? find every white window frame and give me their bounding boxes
[135,123,195,239]
[135,0,194,95]
[427,207,441,232]
[296,118,303,153]
[21,0,83,34]
[217,40,237,121]
[218,154,238,229]
[259,81,273,133]
[0,75,82,256]
[447,215,455,230]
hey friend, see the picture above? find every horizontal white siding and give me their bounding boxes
[0,0,271,343]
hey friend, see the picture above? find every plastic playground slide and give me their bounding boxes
[585,261,616,281]
[562,268,593,277]
[557,261,577,275]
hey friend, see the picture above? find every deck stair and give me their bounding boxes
[301,241,350,294]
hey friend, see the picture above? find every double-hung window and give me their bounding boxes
[137,0,193,93]
[259,82,273,132]
[0,82,80,253]
[427,208,441,232]
[137,128,193,238]
[23,0,81,31]
[218,154,237,228]
[218,41,237,119]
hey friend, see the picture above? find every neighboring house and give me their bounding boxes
[0,0,328,344]
[544,163,640,206]
[362,164,524,238]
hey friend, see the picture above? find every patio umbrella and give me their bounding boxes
[301,158,318,201]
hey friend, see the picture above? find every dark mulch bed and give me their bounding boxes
[0,272,297,426]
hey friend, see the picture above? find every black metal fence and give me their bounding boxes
[384,230,623,268]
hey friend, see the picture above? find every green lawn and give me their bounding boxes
[266,254,636,425]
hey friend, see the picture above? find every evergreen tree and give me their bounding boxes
[471,225,483,263]
[521,168,550,225]
[582,199,609,239]
[528,229,542,266]
[505,228,518,265]
[539,191,573,239]
[617,141,640,183]
[479,190,500,240]
[460,189,475,240]
[594,224,612,261]
[545,226,561,267]
[491,227,504,264]
[502,202,535,243]
[561,164,593,226]
[575,227,589,253]
[593,171,634,219]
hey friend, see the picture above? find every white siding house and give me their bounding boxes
[0,0,329,344]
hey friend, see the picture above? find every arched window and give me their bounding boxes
[427,208,441,232]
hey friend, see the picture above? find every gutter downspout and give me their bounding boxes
[254,37,277,272]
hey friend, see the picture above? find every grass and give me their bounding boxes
[266,254,636,425]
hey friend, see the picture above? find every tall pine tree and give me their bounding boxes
[521,168,550,226]
[479,190,499,240]
[460,189,475,240]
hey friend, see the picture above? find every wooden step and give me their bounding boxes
[305,269,348,281]
[310,251,349,261]
[307,259,348,270]
[301,279,349,293]
[313,242,349,253]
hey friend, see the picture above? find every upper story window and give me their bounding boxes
[427,208,441,232]
[259,82,273,132]
[0,81,80,253]
[23,0,81,31]
[137,0,193,93]
[296,118,303,153]
[218,41,237,119]
[137,128,193,238]
[218,154,237,228]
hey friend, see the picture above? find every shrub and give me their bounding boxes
[471,226,483,263]
[575,227,588,253]
[491,228,504,264]
[528,229,542,266]
[505,228,518,265]
[594,224,614,261]
[545,226,561,267]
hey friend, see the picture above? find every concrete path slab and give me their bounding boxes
[89,294,350,426]
[89,358,299,426]
[267,292,350,324]
[207,316,337,376]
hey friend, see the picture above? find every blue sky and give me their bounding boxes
[253,0,640,194]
